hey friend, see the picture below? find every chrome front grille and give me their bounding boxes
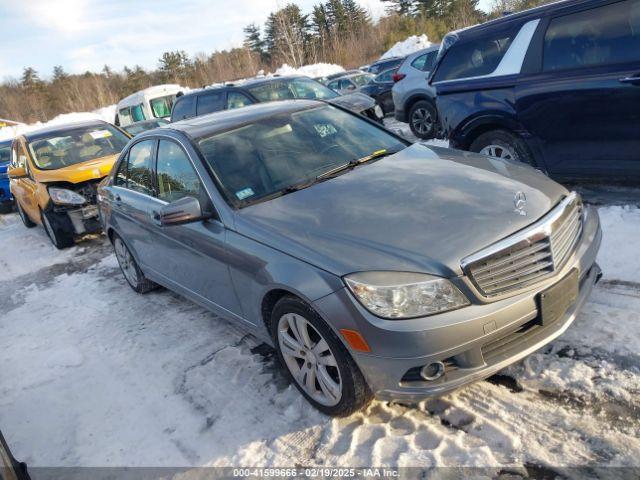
[463,192,583,297]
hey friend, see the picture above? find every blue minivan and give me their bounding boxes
[430,0,640,180]
[0,139,14,213]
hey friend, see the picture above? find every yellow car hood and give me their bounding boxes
[33,154,119,184]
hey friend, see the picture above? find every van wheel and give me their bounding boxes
[112,234,157,294]
[409,100,437,139]
[17,202,36,228]
[470,130,535,167]
[270,296,373,417]
[41,210,75,249]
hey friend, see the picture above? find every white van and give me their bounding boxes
[115,84,183,127]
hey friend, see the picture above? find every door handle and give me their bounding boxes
[619,76,640,85]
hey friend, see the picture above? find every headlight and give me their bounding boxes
[344,271,469,319]
[49,187,87,205]
[374,105,384,118]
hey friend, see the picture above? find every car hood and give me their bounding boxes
[327,92,375,113]
[32,154,119,184]
[234,144,567,277]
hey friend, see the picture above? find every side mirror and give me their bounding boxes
[155,196,207,226]
[7,165,27,179]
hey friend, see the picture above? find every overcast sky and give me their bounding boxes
[0,0,493,81]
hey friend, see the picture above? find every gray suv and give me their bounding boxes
[392,45,440,139]
[99,100,601,416]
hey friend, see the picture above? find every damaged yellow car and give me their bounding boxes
[8,120,129,248]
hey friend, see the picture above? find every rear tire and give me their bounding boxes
[270,295,372,417]
[41,209,75,249]
[408,100,437,140]
[112,233,157,294]
[469,129,535,167]
[16,202,36,228]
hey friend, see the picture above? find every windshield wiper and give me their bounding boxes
[316,149,395,180]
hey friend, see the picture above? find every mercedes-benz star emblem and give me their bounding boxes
[514,191,527,216]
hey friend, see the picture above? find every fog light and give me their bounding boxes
[420,361,445,381]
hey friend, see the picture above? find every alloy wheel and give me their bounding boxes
[277,313,342,406]
[480,144,516,161]
[411,108,434,136]
[114,237,139,287]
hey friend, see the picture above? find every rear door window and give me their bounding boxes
[172,96,195,121]
[432,30,515,82]
[543,0,640,72]
[196,92,224,116]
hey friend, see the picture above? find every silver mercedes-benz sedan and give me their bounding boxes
[98,100,602,416]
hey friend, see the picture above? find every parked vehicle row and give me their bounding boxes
[170,75,385,124]
[4,0,624,416]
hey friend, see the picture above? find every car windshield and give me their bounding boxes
[247,78,339,102]
[0,143,11,164]
[28,124,129,170]
[150,95,175,118]
[351,74,374,87]
[197,105,406,206]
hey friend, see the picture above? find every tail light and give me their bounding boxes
[392,73,406,83]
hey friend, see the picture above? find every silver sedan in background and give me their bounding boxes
[98,100,601,416]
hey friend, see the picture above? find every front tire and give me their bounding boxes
[408,100,437,140]
[41,209,75,249]
[16,201,36,228]
[469,129,535,167]
[270,296,372,416]
[112,233,157,294]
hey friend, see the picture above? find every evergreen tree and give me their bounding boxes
[381,0,417,16]
[21,67,41,88]
[52,66,68,82]
[158,50,192,82]
[264,4,309,67]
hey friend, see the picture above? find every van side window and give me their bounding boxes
[156,140,205,203]
[227,92,254,110]
[543,0,640,72]
[172,96,195,121]
[196,92,224,116]
[432,31,514,82]
[125,140,155,196]
[131,104,146,122]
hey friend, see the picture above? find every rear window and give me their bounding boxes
[543,0,640,72]
[432,30,515,82]
[411,51,437,72]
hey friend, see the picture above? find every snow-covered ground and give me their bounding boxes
[0,163,639,472]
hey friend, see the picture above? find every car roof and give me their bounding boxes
[167,99,325,139]
[0,139,12,148]
[371,56,404,65]
[177,75,312,100]
[452,0,598,38]
[22,120,112,142]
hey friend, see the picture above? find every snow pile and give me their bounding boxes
[0,104,116,142]
[382,34,433,59]
[597,205,640,283]
[274,63,344,78]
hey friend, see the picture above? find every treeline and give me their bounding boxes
[0,0,550,124]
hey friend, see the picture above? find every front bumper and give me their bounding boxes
[54,204,102,236]
[313,205,602,401]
